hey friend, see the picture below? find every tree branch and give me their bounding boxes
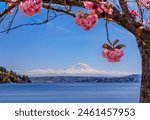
[43,4,76,17]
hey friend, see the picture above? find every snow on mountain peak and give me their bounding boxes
[70,63,93,70]
[26,63,131,76]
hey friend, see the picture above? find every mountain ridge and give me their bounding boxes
[26,63,133,77]
[30,74,141,83]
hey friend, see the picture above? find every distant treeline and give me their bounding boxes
[0,66,31,83]
[30,74,141,83]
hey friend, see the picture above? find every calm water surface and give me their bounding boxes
[0,83,140,103]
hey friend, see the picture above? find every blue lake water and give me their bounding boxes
[0,83,140,103]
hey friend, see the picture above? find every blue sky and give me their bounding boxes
[0,8,141,74]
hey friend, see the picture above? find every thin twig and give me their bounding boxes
[105,20,113,46]
[0,14,63,33]
[6,7,19,33]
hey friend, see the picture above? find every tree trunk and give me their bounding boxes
[139,38,150,103]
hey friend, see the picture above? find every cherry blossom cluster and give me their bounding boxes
[128,1,150,26]
[102,48,124,62]
[75,11,98,30]
[83,1,113,15]
[130,10,139,17]
[139,0,150,9]
[75,0,113,30]
[19,0,43,16]
[102,40,125,62]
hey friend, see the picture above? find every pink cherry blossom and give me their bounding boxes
[130,10,139,17]
[102,48,124,62]
[83,1,113,15]
[75,1,113,29]
[139,0,150,9]
[102,2,113,15]
[19,0,43,16]
[83,1,94,10]
[75,11,98,30]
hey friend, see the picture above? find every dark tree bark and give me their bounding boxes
[112,6,150,102]
[138,37,150,102]
[140,53,150,102]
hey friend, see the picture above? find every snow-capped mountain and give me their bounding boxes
[26,63,131,77]
[69,63,93,71]
[65,63,100,74]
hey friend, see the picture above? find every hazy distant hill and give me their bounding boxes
[30,74,141,83]
[0,66,31,83]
